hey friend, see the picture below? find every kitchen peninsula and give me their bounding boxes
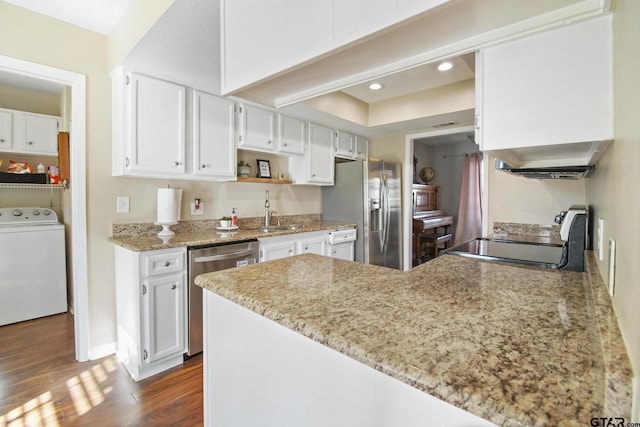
[195,252,632,426]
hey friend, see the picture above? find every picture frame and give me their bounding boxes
[256,159,271,178]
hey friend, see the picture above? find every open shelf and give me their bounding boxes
[0,183,66,189]
[236,177,292,184]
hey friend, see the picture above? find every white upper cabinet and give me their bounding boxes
[335,131,368,160]
[237,104,276,152]
[476,15,613,167]
[126,73,186,175]
[354,135,369,160]
[277,114,306,155]
[220,0,449,97]
[334,130,354,159]
[0,108,59,156]
[19,113,59,155]
[192,91,236,180]
[289,122,334,185]
[112,70,237,181]
[221,0,286,94]
[0,110,14,152]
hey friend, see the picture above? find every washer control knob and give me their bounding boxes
[12,209,23,217]
[43,210,51,215]
[33,210,41,215]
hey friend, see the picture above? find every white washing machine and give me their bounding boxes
[0,207,67,326]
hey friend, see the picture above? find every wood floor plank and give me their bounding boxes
[0,313,203,426]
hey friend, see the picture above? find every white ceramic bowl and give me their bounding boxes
[219,219,231,228]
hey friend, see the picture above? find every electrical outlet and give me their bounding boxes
[608,239,616,296]
[597,218,604,261]
[191,201,204,215]
[116,196,129,213]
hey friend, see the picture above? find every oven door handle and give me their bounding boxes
[194,249,256,263]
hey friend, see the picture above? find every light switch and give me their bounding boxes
[116,196,130,213]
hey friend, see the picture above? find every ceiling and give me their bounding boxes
[2,0,133,35]
[342,53,475,104]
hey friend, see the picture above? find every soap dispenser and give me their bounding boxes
[231,208,238,226]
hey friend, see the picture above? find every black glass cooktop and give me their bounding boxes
[446,238,565,268]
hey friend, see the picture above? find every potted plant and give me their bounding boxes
[237,160,251,177]
[219,216,232,228]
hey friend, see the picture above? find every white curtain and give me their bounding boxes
[454,153,482,245]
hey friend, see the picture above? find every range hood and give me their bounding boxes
[496,160,595,180]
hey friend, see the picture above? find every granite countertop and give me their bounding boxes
[195,252,632,426]
[110,216,356,252]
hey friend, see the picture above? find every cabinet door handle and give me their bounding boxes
[143,350,148,360]
[164,261,170,267]
[171,284,177,290]
[174,161,181,166]
[283,142,288,147]
[125,157,130,167]
[201,164,207,169]
[267,139,272,144]
[28,141,34,145]
[0,139,4,143]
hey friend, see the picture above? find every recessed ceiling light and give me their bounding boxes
[368,82,384,90]
[437,61,454,72]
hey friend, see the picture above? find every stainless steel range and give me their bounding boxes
[445,206,589,271]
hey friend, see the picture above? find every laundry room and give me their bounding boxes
[0,72,73,326]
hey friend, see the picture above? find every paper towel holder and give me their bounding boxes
[156,222,178,237]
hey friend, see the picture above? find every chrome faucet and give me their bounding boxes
[264,190,275,226]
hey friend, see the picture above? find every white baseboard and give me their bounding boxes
[89,341,117,361]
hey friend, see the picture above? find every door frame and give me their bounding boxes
[403,125,489,271]
[0,55,89,361]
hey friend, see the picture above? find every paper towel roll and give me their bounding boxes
[157,188,182,224]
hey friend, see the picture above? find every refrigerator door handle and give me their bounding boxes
[381,171,390,252]
[377,172,385,248]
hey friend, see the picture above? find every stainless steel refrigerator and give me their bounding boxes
[322,158,402,269]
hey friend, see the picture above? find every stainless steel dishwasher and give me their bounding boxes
[187,240,258,356]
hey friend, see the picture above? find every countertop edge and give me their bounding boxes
[585,252,634,417]
[109,221,357,252]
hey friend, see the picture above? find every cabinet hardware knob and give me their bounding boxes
[171,284,177,289]
[28,141,34,145]
[0,139,4,143]
[311,173,316,177]
[201,164,206,168]
[125,157,130,167]
[283,142,288,147]
[267,140,272,144]
[174,161,180,166]
[164,261,170,267]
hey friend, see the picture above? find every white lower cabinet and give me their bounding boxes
[259,229,354,262]
[259,230,329,262]
[326,228,357,261]
[114,246,187,381]
[259,236,296,262]
[328,242,355,261]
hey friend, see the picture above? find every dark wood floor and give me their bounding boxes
[0,312,203,426]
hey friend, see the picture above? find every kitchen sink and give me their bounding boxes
[255,224,306,233]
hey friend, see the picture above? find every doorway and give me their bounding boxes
[0,54,89,361]
[402,125,487,270]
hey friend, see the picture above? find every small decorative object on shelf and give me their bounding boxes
[256,159,271,178]
[237,160,251,177]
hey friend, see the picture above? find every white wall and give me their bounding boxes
[487,158,586,227]
[587,0,640,418]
